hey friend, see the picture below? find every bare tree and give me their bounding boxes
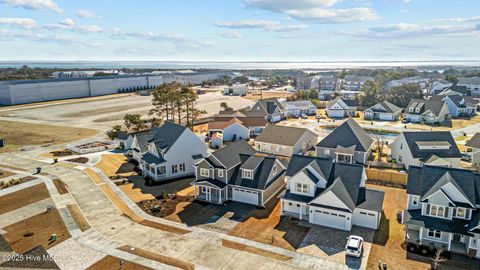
[431,249,447,270]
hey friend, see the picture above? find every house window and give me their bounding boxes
[243,169,253,179]
[272,165,277,175]
[398,155,403,162]
[157,166,166,175]
[172,165,178,174]
[296,183,308,193]
[218,169,224,177]
[179,163,185,172]
[456,208,466,218]
[200,168,210,177]
[430,205,447,218]
[412,196,419,205]
[288,202,292,206]
[427,229,441,239]
[324,149,330,155]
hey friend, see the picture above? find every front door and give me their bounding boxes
[453,234,461,241]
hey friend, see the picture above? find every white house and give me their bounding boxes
[281,155,384,231]
[131,121,208,181]
[404,99,450,124]
[389,131,462,169]
[223,83,248,96]
[255,125,318,157]
[403,165,480,258]
[192,141,286,207]
[282,100,317,118]
[385,77,430,91]
[364,101,402,121]
[458,77,480,96]
[114,132,134,150]
[429,80,453,95]
[209,116,267,137]
[326,97,358,118]
[466,133,480,169]
[316,119,374,164]
[430,95,477,118]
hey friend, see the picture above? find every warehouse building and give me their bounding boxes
[0,74,163,106]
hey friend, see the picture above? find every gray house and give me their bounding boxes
[242,98,286,122]
[364,101,402,121]
[254,125,318,157]
[316,119,374,164]
[281,155,384,230]
[404,99,449,124]
[403,165,480,258]
[431,95,477,118]
[192,141,287,207]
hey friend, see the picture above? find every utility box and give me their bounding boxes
[0,139,5,148]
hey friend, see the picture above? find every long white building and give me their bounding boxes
[0,74,163,105]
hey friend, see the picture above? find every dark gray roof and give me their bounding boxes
[316,118,374,152]
[193,178,228,189]
[405,99,446,116]
[207,141,256,169]
[407,165,480,206]
[142,152,165,165]
[0,245,60,269]
[402,131,462,161]
[431,95,477,108]
[0,234,12,253]
[116,132,131,140]
[324,177,356,211]
[240,155,264,170]
[366,101,402,114]
[134,121,187,154]
[356,188,385,212]
[327,97,357,108]
[228,155,285,190]
[282,189,321,203]
[449,85,471,96]
[286,155,333,179]
[466,133,480,149]
[255,125,316,147]
[245,98,285,116]
[404,209,470,235]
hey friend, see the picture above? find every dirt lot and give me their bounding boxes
[53,179,69,195]
[0,170,15,179]
[2,209,71,253]
[118,245,194,270]
[119,183,155,203]
[86,255,153,270]
[0,183,50,215]
[366,184,430,270]
[66,204,91,232]
[245,90,293,100]
[95,154,136,177]
[0,120,97,153]
[228,199,310,251]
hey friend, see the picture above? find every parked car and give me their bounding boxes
[461,153,472,162]
[402,118,410,123]
[301,114,308,119]
[315,115,321,120]
[345,235,363,257]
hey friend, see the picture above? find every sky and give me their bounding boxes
[0,0,479,61]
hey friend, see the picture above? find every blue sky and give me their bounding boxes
[0,0,479,61]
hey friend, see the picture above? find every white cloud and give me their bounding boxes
[0,17,36,28]
[244,0,379,23]
[220,31,243,39]
[76,9,101,19]
[432,16,480,23]
[2,0,63,13]
[215,19,307,32]
[60,18,75,26]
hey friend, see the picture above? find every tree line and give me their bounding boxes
[357,80,423,108]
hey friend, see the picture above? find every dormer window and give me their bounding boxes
[409,107,414,113]
[200,168,210,177]
[412,196,419,205]
[218,169,224,178]
[272,165,277,175]
[243,169,253,179]
[429,204,447,218]
[296,183,308,193]
[456,207,466,218]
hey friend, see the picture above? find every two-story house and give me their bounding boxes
[316,119,374,164]
[326,97,358,118]
[389,131,462,169]
[430,95,477,118]
[403,165,480,258]
[242,98,286,122]
[254,125,318,157]
[131,121,208,181]
[282,100,317,118]
[404,99,449,124]
[192,141,287,207]
[207,117,267,141]
[281,155,385,231]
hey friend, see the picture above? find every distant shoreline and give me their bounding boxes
[1,60,480,70]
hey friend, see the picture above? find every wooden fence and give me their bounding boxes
[366,168,408,186]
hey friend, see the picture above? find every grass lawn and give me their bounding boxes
[95,154,135,178]
[0,120,98,153]
[3,209,71,253]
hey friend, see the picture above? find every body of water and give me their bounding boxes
[1,60,480,70]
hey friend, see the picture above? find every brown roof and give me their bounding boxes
[208,117,267,130]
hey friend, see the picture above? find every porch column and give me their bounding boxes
[419,227,423,245]
[219,189,222,203]
[448,233,452,251]
[193,186,197,198]
[280,201,283,215]
[154,166,158,179]
[299,204,303,220]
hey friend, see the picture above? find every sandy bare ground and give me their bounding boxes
[0,92,254,132]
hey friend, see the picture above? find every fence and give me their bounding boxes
[368,161,405,170]
[366,168,408,186]
[67,139,117,154]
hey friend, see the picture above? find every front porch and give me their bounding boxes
[193,185,225,204]
[406,228,468,255]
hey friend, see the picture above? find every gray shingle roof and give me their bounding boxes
[255,125,316,147]
[142,152,166,165]
[327,97,357,108]
[116,132,131,140]
[405,99,446,116]
[316,118,374,152]
[466,133,480,149]
[134,121,187,154]
[356,188,385,212]
[207,140,256,169]
[431,95,477,108]
[402,131,462,161]
[366,100,402,114]
[228,155,285,190]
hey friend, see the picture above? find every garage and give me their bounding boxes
[311,209,349,230]
[232,188,259,205]
[354,210,378,229]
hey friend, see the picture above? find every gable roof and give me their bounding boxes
[466,133,480,149]
[286,155,333,179]
[327,96,357,109]
[366,100,402,114]
[244,98,285,116]
[323,177,356,211]
[134,121,187,154]
[405,99,446,116]
[207,140,256,169]
[283,100,316,110]
[116,132,131,140]
[208,117,267,130]
[407,165,480,205]
[228,154,285,190]
[255,125,317,147]
[401,131,462,161]
[430,95,477,108]
[316,118,374,152]
[208,117,245,130]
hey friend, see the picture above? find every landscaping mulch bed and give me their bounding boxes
[0,176,37,190]
[2,209,71,253]
[66,204,91,232]
[50,150,74,157]
[65,157,89,164]
[53,179,69,195]
[118,245,194,270]
[0,183,49,215]
[86,255,153,270]
[137,195,195,218]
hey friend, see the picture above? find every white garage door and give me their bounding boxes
[312,209,348,230]
[232,188,259,205]
[355,211,378,229]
